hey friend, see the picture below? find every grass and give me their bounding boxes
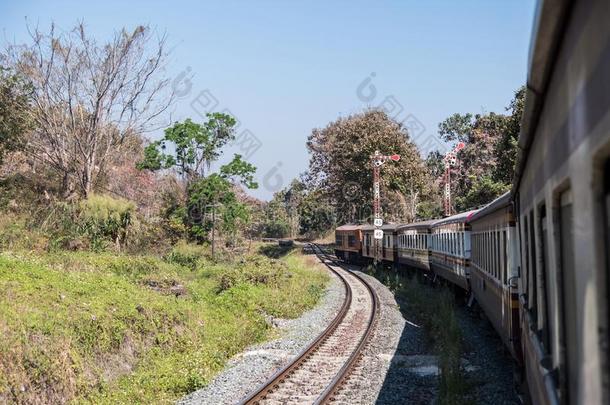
[366,265,470,405]
[0,243,329,404]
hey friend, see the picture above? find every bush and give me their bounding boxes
[164,241,209,270]
[78,194,136,251]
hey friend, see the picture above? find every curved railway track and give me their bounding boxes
[238,243,378,405]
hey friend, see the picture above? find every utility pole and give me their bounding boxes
[443,142,466,217]
[371,150,401,263]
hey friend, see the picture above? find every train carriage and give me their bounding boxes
[513,0,610,403]
[361,224,398,263]
[396,220,435,272]
[334,224,363,263]
[430,211,477,291]
[469,192,522,362]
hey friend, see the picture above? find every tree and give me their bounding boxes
[435,86,525,212]
[5,23,174,198]
[0,66,31,164]
[307,109,430,224]
[138,115,237,183]
[137,116,258,243]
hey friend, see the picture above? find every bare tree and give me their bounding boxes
[4,22,174,198]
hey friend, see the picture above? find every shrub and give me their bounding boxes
[164,241,209,270]
[78,194,136,251]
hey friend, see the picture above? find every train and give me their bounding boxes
[334,1,610,403]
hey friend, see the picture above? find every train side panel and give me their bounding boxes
[430,211,476,291]
[396,220,435,272]
[469,194,522,363]
[514,0,610,403]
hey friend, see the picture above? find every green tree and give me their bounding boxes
[435,86,525,212]
[306,110,430,224]
[137,116,258,243]
[138,114,237,182]
[0,66,31,164]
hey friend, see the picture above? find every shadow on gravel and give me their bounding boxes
[366,264,519,405]
[364,265,440,405]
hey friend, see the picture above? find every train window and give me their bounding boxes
[490,231,498,278]
[490,232,494,278]
[496,231,502,281]
[539,205,551,355]
[604,159,610,403]
[480,234,483,271]
[486,232,490,274]
[559,189,577,403]
[502,230,508,284]
[335,235,342,246]
[348,235,356,247]
[529,210,538,323]
[523,215,530,305]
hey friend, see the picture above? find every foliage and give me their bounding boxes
[138,117,258,244]
[0,66,31,164]
[454,175,510,212]
[78,194,136,251]
[262,220,290,239]
[435,86,525,212]
[306,109,431,224]
[0,245,328,404]
[138,115,238,182]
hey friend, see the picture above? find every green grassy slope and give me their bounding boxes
[0,244,328,404]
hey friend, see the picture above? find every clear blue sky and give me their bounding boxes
[1,0,536,200]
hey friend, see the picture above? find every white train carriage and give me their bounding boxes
[396,220,436,272]
[469,192,522,362]
[430,210,478,291]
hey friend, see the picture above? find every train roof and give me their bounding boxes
[396,219,437,231]
[360,223,399,231]
[468,192,511,222]
[432,210,478,227]
[335,224,363,231]
[512,0,571,195]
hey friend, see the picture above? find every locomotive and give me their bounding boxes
[335,1,610,403]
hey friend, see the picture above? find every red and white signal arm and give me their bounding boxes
[456,142,465,151]
[390,154,401,161]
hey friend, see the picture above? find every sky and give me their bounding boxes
[0,0,536,200]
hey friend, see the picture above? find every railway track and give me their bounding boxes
[239,243,378,405]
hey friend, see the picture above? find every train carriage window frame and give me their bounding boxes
[554,187,576,403]
[523,215,530,306]
[601,158,610,400]
[496,230,502,283]
[503,230,508,285]
[538,203,551,356]
[529,210,538,324]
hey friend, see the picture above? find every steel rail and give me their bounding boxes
[238,243,352,404]
[238,243,378,405]
[311,243,379,404]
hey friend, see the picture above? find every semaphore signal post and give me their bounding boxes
[442,142,465,217]
[371,150,400,263]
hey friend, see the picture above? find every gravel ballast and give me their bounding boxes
[333,269,438,404]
